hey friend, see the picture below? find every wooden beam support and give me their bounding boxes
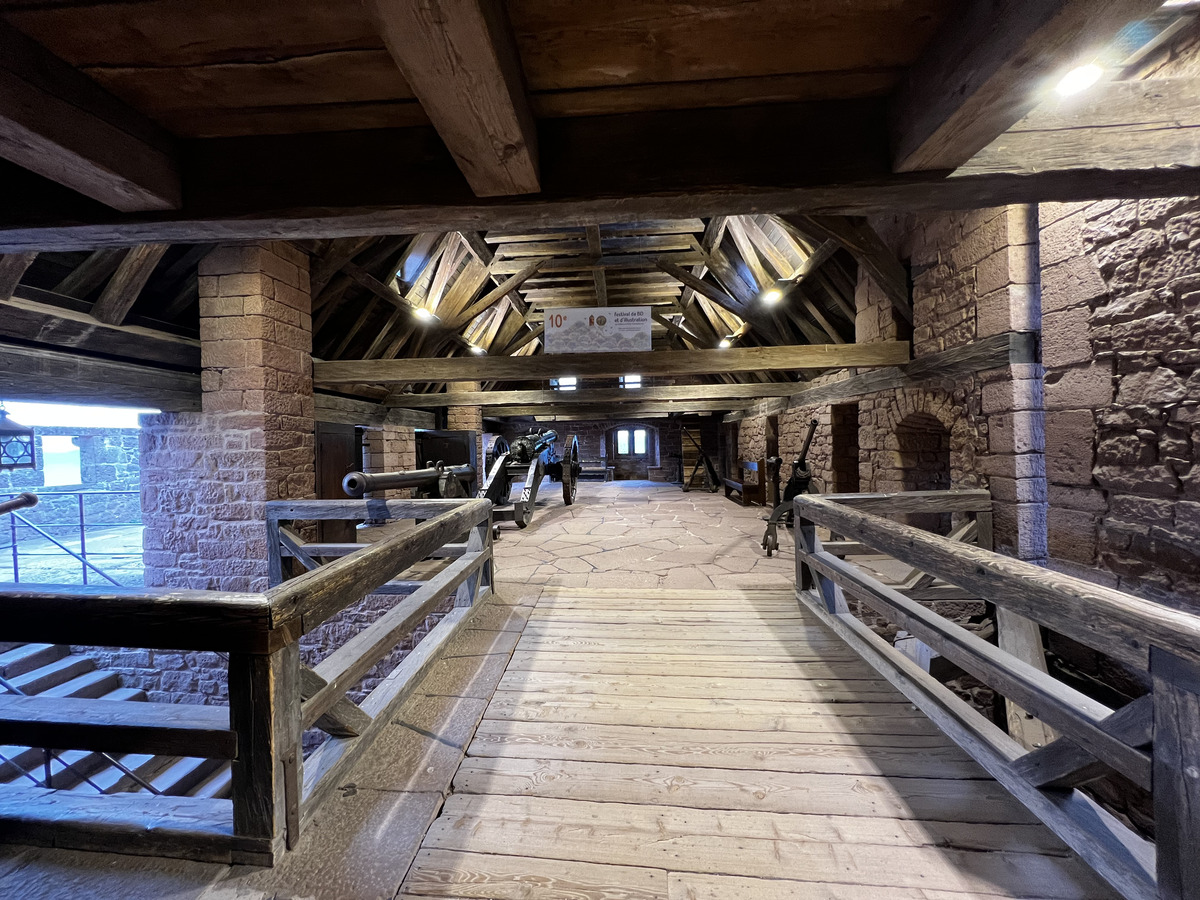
[650,312,702,348]
[365,0,538,196]
[890,0,1161,172]
[89,243,169,326]
[0,252,36,301]
[387,381,802,408]
[782,215,913,324]
[0,341,199,410]
[446,257,543,329]
[0,20,180,211]
[492,399,740,417]
[316,342,908,385]
[726,332,1028,422]
[1,291,200,368]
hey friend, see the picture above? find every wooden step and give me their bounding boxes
[9,655,94,694]
[37,669,120,700]
[0,643,67,678]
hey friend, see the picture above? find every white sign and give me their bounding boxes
[544,307,652,354]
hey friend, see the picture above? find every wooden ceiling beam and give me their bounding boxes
[492,399,740,417]
[0,21,179,211]
[890,0,1161,172]
[782,214,913,325]
[89,243,169,326]
[387,380,805,408]
[316,342,908,385]
[365,0,538,197]
[0,252,37,301]
[446,257,544,329]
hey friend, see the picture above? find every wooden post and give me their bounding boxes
[796,513,847,614]
[265,515,284,589]
[1152,645,1200,900]
[228,643,300,864]
[454,516,490,607]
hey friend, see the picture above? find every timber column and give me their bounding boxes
[142,242,315,594]
[447,381,485,466]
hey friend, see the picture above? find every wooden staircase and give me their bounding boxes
[0,643,231,798]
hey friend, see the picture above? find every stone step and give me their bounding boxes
[189,763,232,800]
[148,757,225,797]
[99,687,148,703]
[9,654,94,695]
[45,749,113,790]
[0,644,68,679]
[38,668,121,700]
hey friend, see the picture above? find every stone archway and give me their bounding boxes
[896,411,952,533]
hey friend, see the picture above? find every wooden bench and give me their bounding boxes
[578,461,613,481]
[723,458,766,506]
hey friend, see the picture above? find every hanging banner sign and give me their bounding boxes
[543,306,652,354]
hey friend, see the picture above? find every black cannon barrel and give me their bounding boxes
[0,492,38,516]
[342,466,476,498]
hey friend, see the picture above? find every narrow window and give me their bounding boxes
[551,376,577,392]
[633,428,647,455]
[620,374,641,389]
[41,435,81,486]
[616,429,630,455]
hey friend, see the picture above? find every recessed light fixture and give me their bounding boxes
[469,344,486,355]
[718,336,733,349]
[1055,63,1103,97]
[762,288,783,305]
[414,307,435,321]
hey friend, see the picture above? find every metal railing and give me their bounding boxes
[1,490,141,586]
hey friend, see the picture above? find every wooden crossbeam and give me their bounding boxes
[366,0,538,196]
[0,252,36,301]
[386,381,802,408]
[446,257,544,329]
[0,21,179,211]
[299,666,372,739]
[315,342,908,385]
[1012,694,1153,790]
[782,215,913,324]
[89,243,169,326]
[890,0,1161,172]
[491,399,740,417]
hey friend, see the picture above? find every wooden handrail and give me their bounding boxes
[0,496,496,867]
[795,493,1200,671]
[795,490,1200,900]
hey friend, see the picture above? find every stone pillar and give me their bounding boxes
[142,242,315,596]
[362,424,416,498]
[977,205,1048,563]
[446,381,484,465]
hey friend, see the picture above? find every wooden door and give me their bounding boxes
[314,422,361,542]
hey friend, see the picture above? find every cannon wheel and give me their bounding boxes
[562,434,581,506]
[486,435,510,472]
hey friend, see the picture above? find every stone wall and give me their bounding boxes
[496,417,685,481]
[1041,197,1200,608]
[0,426,142,547]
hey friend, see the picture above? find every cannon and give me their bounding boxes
[0,492,37,516]
[761,418,819,557]
[479,429,582,528]
[342,463,476,499]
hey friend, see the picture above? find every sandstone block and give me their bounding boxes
[1042,306,1091,367]
[1044,409,1095,486]
[1044,363,1112,410]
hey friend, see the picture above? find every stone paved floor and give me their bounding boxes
[492,479,793,591]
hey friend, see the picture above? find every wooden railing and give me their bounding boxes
[0,497,493,866]
[794,490,1199,900]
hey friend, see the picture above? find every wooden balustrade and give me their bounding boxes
[0,497,494,866]
[794,490,1198,900]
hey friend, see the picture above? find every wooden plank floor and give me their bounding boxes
[401,583,1118,900]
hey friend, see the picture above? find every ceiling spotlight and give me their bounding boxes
[1055,63,1103,97]
[469,344,486,355]
[414,307,437,322]
[718,336,733,349]
[762,287,783,305]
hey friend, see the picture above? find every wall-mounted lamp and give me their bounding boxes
[0,407,35,470]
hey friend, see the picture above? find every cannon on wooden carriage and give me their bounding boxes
[0,493,37,516]
[478,429,582,528]
[762,418,819,557]
[341,463,476,500]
